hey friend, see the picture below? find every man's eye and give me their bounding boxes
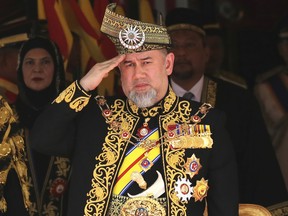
[143,61,151,65]
[124,63,133,67]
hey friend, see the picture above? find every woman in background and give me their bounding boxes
[0,37,71,216]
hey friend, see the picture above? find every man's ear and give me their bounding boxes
[166,52,175,76]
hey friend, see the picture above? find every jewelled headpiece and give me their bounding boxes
[100,3,171,54]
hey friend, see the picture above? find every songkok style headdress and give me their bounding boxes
[203,22,224,37]
[100,3,171,54]
[165,8,206,36]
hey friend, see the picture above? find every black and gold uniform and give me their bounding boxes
[1,94,70,216]
[31,81,238,216]
[31,4,238,215]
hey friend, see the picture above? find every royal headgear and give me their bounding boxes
[165,8,206,36]
[100,3,171,54]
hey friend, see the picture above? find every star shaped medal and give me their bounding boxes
[184,154,202,179]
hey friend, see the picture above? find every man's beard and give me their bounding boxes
[129,88,157,108]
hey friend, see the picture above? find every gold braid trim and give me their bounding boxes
[54,81,91,112]
[161,100,192,215]
[84,90,210,215]
[43,156,71,215]
[11,133,31,210]
[0,96,31,212]
[0,95,15,212]
[201,77,217,107]
[84,99,136,216]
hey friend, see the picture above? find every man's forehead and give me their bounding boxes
[171,29,202,37]
[170,30,203,43]
[124,50,160,60]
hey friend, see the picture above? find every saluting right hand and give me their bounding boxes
[79,54,125,92]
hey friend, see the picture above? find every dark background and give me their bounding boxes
[1,0,288,89]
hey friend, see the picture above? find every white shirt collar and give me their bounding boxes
[170,76,204,102]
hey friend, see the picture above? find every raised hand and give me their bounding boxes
[79,54,125,91]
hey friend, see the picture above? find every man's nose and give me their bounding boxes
[133,65,146,77]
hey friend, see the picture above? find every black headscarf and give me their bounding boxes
[15,37,66,128]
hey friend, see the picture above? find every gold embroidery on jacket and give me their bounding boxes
[0,96,32,213]
[70,97,90,112]
[160,100,192,214]
[54,81,91,112]
[85,88,211,216]
[55,82,76,104]
[85,99,135,216]
[43,156,70,215]
[201,77,217,107]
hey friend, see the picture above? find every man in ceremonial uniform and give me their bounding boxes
[30,3,238,215]
[166,7,288,207]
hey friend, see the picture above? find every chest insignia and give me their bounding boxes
[175,178,193,202]
[193,178,209,202]
[184,154,202,179]
[166,123,213,149]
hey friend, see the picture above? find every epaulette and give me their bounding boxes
[212,70,247,89]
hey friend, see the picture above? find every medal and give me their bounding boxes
[140,154,154,171]
[50,177,67,197]
[137,118,151,138]
[175,178,193,202]
[193,178,209,202]
[191,115,201,123]
[184,154,202,179]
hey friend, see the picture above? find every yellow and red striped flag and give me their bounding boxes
[63,0,120,95]
[62,0,105,63]
[41,0,74,82]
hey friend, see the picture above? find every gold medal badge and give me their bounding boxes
[167,124,213,149]
[193,178,209,201]
[184,154,202,179]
